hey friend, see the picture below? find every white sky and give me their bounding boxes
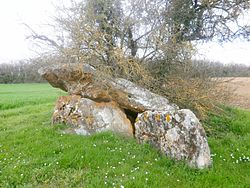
[196,41,250,65]
[0,0,250,65]
[0,0,55,63]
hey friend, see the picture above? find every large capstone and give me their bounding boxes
[135,109,212,169]
[38,64,178,113]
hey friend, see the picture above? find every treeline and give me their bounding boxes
[0,55,75,84]
[0,56,53,84]
[193,60,250,77]
[1,58,250,84]
[0,60,44,84]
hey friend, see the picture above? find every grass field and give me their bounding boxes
[0,84,249,187]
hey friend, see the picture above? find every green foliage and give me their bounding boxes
[0,84,249,187]
[203,106,250,137]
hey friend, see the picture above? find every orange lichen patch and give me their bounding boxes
[71,118,78,125]
[55,95,82,109]
[85,116,94,125]
[143,112,148,121]
[86,88,112,102]
[155,114,161,122]
[166,114,171,122]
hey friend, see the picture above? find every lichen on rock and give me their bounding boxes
[53,95,134,137]
[135,110,212,169]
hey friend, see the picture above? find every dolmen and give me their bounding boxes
[39,63,212,169]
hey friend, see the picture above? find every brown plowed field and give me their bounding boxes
[223,77,250,109]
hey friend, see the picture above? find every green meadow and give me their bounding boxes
[0,84,249,187]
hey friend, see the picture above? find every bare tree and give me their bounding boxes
[25,0,250,117]
[27,0,250,65]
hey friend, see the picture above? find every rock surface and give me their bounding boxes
[135,110,211,169]
[39,64,177,112]
[53,95,134,137]
[39,63,212,168]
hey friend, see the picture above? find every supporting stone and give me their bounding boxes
[53,95,134,137]
[135,110,212,169]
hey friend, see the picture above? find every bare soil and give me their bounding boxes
[223,77,250,109]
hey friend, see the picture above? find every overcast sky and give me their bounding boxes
[0,0,250,65]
